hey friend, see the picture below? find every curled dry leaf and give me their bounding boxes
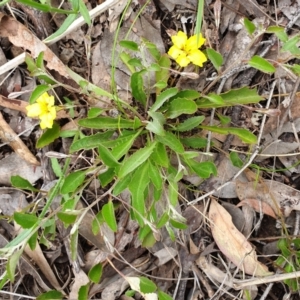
[237,199,277,219]
[209,199,272,277]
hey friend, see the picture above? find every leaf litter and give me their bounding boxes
[2,0,300,299]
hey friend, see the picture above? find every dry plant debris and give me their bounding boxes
[2,0,300,299]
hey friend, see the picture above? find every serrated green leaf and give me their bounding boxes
[88,263,103,283]
[61,170,86,194]
[166,98,197,118]
[204,93,224,105]
[36,123,60,148]
[37,290,63,300]
[102,201,117,232]
[113,174,132,196]
[98,168,115,187]
[181,137,207,149]
[174,89,200,100]
[197,87,263,108]
[230,152,243,168]
[7,249,23,282]
[78,116,142,130]
[168,178,178,206]
[176,116,205,132]
[139,277,157,293]
[120,40,139,51]
[150,87,178,112]
[14,212,38,229]
[29,85,52,104]
[118,142,157,178]
[248,56,275,73]
[206,48,223,70]
[10,175,39,192]
[131,71,147,106]
[148,162,163,190]
[156,131,184,154]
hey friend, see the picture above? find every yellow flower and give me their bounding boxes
[168,31,207,67]
[26,92,56,129]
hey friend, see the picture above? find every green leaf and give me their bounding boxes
[131,71,147,106]
[150,87,178,112]
[146,111,166,136]
[181,137,207,149]
[156,131,184,154]
[10,175,39,192]
[44,14,77,43]
[29,85,52,104]
[197,87,264,108]
[230,152,243,168]
[217,113,231,125]
[57,211,78,225]
[174,89,200,100]
[102,201,117,232]
[51,158,63,177]
[243,17,256,35]
[282,35,300,55]
[14,212,38,229]
[166,98,197,118]
[156,54,171,94]
[248,56,275,73]
[129,58,143,68]
[78,116,142,130]
[92,211,103,235]
[7,249,23,282]
[148,162,163,190]
[143,39,161,61]
[204,93,224,105]
[61,170,86,194]
[98,168,115,187]
[129,163,150,225]
[28,231,37,250]
[36,123,60,148]
[139,277,157,293]
[70,131,113,152]
[206,48,223,70]
[168,178,178,206]
[170,218,187,230]
[118,142,157,178]
[113,173,132,196]
[79,0,91,25]
[98,144,120,167]
[176,116,205,132]
[37,290,63,300]
[157,212,169,229]
[151,142,169,167]
[266,26,288,42]
[15,0,75,13]
[78,283,89,300]
[189,161,217,179]
[120,52,136,73]
[199,125,257,144]
[88,107,103,118]
[120,40,139,51]
[158,290,173,300]
[88,263,103,283]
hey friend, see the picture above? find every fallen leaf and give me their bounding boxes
[209,199,272,276]
[237,199,277,219]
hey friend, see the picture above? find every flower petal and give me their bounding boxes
[171,31,187,50]
[176,54,190,67]
[187,50,207,67]
[40,113,54,129]
[185,34,206,52]
[168,45,184,60]
[26,103,42,117]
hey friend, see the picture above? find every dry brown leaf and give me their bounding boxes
[69,269,89,299]
[0,13,69,78]
[237,199,277,219]
[0,112,40,165]
[209,199,272,277]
